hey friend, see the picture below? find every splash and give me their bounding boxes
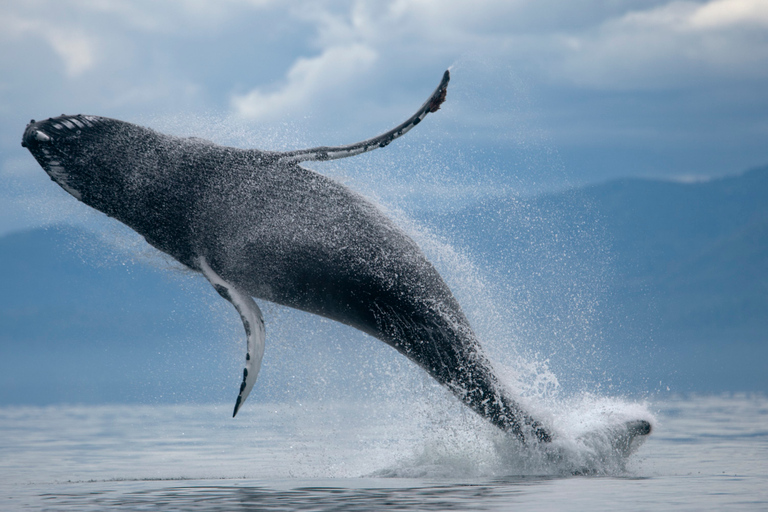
[368,391,655,478]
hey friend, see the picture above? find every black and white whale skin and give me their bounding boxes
[21,71,558,442]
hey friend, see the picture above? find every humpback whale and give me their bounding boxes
[20,70,651,445]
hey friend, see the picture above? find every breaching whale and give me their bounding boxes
[21,71,651,445]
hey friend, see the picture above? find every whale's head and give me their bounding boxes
[22,115,125,202]
[22,114,206,263]
[21,114,155,216]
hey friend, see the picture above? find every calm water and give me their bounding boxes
[1,395,766,511]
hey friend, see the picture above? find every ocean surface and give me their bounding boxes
[1,394,766,511]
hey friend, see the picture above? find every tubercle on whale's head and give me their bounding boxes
[21,114,200,264]
[21,114,135,214]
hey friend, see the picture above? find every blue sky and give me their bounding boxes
[2,0,768,235]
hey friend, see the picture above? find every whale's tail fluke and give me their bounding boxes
[277,70,450,165]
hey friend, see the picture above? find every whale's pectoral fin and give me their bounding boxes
[198,257,265,418]
[277,69,450,165]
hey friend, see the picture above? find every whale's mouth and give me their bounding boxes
[22,114,104,200]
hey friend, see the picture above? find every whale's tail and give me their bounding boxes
[277,70,450,165]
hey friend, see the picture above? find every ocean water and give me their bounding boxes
[1,394,765,511]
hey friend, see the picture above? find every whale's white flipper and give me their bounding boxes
[277,70,450,165]
[198,257,265,417]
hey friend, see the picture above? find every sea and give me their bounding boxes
[1,393,766,511]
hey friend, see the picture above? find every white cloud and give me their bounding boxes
[0,0,283,81]
[553,0,768,89]
[690,0,768,29]
[0,14,96,77]
[615,0,768,31]
[243,0,768,99]
[231,44,377,120]
[1,0,767,203]
[71,0,280,32]
[46,31,96,77]
[5,0,766,101]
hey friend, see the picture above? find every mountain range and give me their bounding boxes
[419,165,767,392]
[1,166,766,405]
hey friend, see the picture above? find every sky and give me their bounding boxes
[2,0,768,236]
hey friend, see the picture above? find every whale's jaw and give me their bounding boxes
[22,115,111,201]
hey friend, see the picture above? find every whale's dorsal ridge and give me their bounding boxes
[276,69,450,165]
[198,256,265,417]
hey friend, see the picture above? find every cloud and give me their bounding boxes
[70,0,280,33]
[553,0,768,89]
[0,14,96,77]
[5,0,766,105]
[246,0,768,99]
[46,31,96,77]
[690,0,768,29]
[231,43,378,120]
[0,0,282,80]
[1,0,767,211]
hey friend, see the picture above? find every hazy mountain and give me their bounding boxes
[0,227,408,406]
[419,166,768,392]
[0,226,238,404]
[1,167,766,405]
